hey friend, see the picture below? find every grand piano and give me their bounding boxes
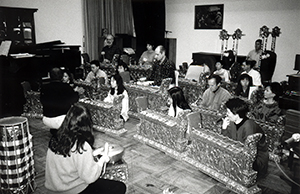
[2,40,82,90]
[34,40,81,79]
[0,6,82,117]
[0,40,81,117]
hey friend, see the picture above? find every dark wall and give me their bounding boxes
[132,0,165,60]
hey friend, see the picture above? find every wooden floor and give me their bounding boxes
[27,117,293,194]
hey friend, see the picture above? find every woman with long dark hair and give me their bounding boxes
[61,68,75,87]
[167,86,192,118]
[45,104,126,194]
[235,73,253,98]
[104,74,129,122]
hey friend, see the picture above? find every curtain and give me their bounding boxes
[132,0,165,60]
[83,0,135,60]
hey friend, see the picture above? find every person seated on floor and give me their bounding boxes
[213,61,230,83]
[250,82,283,123]
[149,45,176,86]
[104,73,129,122]
[100,34,122,63]
[195,74,231,111]
[221,98,269,178]
[40,67,79,135]
[234,74,253,99]
[45,104,126,194]
[85,60,109,85]
[241,60,262,86]
[138,41,156,65]
[167,86,192,118]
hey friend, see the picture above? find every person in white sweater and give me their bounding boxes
[45,104,126,194]
[104,73,129,122]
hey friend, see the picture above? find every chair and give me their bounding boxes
[135,96,148,113]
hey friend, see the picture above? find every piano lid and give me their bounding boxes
[35,40,80,52]
[36,40,65,46]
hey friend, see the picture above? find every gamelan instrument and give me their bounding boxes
[0,117,36,194]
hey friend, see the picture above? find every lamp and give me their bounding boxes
[294,54,300,74]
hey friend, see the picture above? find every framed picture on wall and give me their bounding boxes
[195,4,224,30]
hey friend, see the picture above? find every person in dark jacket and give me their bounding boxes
[149,45,176,86]
[222,98,269,178]
[40,67,79,135]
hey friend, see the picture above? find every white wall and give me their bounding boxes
[0,0,83,49]
[166,0,300,82]
[1,0,299,82]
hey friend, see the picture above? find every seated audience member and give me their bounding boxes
[62,68,75,88]
[213,62,230,82]
[251,82,283,123]
[149,45,176,86]
[167,86,192,118]
[241,60,262,86]
[45,104,126,194]
[247,39,263,70]
[104,73,129,122]
[222,98,269,178]
[85,60,108,85]
[40,67,79,134]
[100,34,122,63]
[199,74,232,110]
[139,41,156,65]
[235,74,253,98]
